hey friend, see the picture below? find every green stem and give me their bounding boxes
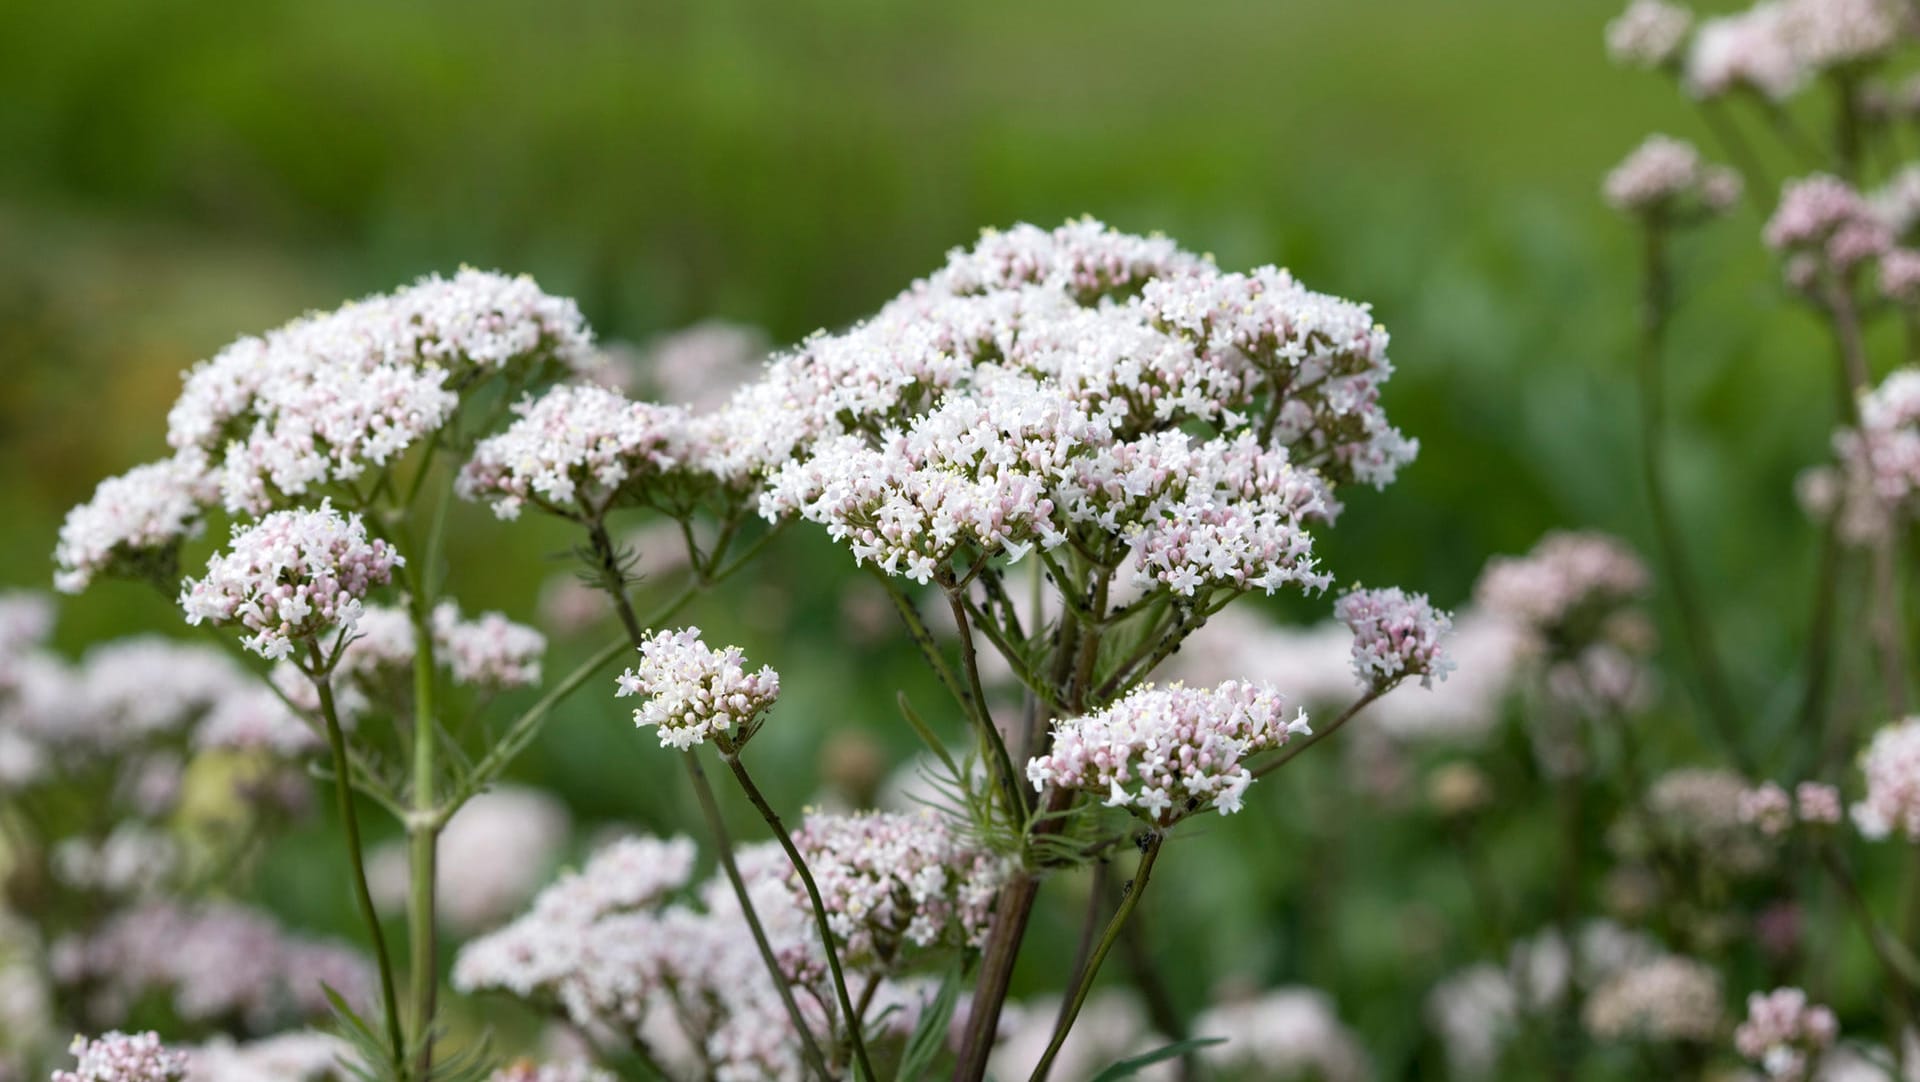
[944,588,1030,818]
[682,750,834,1080]
[587,522,833,1081]
[1635,223,1755,773]
[721,752,877,1082]
[1252,687,1384,779]
[406,592,440,1077]
[310,648,406,1071]
[1030,833,1166,1082]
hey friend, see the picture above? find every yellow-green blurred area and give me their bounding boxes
[0,0,1864,1073]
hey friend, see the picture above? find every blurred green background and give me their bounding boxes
[0,0,1855,1074]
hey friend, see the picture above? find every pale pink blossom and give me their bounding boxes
[180,502,401,661]
[1604,135,1742,216]
[53,1032,188,1082]
[1854,716,1920,839]
[1334,586,1455,690]
[616,627,779,752]
[1028,681,1308,823]
[55,451,216,594]
[1607,0,1694,68]
[1736,987,1838,1079]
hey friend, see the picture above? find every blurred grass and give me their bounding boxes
[0,0,1862,1074]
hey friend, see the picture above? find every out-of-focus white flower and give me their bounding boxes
[1736,987,1838,1080]
[1767,175,1893,274]
[187,1031,352,1082]
[1608,0,1694,68]
[785,809,1005,970]
[1603,135,1742,217]
[1854,716,1920,839]
[987,993,1173,1082]
[367,785,571,934]
[1028,680,1308,822]
[1192,986,1370,1082]
[1582,956,1724,1043]
[1687,4,1803,100]
[487,1061,616,1082]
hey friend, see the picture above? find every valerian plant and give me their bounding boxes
[42,220,1451,1081]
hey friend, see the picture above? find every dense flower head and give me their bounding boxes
[739,220,1407,597]
[615,627,779,752]
[1687,3,1803,99]
[1881,248,1920,303]
[456,384,698,520]
[195,685,317,755]
[1766,175,1893,273]
[1607,0,1694,67]
[1777,0,1908,71]
[1334,585,1455,690]
[785,809,1004,969]
[1474,531,1650,652]
[1741,781,1843,836]
[53,1032,188,1082]
[1028,680,1308,823]
[431,602,546,690]
[1854,716,1920,839]
[763,377,1333,593]
[54,452,216,594]
[1603,135,1742,217]
[165,269,594,514]
[453,833,854,1081]
[1872,165,1920,237]
[1833,369,1920,542]
[51,901,371,1032]
[1582,956,1724,1043]
[1735,987,1838,1079]
[67,636,243,751]
[180,502,401,661]
[1191,988,1370,1082]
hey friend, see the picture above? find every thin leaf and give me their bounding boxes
[1088,1037,1226,1081]
[896,970,964,1081]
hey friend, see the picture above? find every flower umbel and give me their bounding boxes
[1027,681,1308,824]
[179,501,402,661]
[615,627,780,752]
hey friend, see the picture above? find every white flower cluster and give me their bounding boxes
[1582,956,1724,1044]
[54,451,216,594]
[1028,681,1309,822]
[1334,585,1455,690]
[165,269,593,515]
[1766,175,1893,277]
[1735,987,1839,1079]
[1832,368,1920,543]
[1738,781,1844,836]
[454,834,843,1081]
[1680,0,1907,101]
[367,786,570,934]
[53,1032,189,1082]
[1474,531,1650,644]
[785,809,1005,969]
[1427,922,1664,1079]
[1607,0,1693,67]
[1603,135,1742,216]
[1190,988,1370,1082]
[432,602,546,690]
[479,222,1408,606]
[51,901,371,1033]
[457,384,696,520]
[1619,768,1773,874]
[1854,715,1920,840]
[615,627,780,752]
[180,503,402,661]
[50,824,179,897]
